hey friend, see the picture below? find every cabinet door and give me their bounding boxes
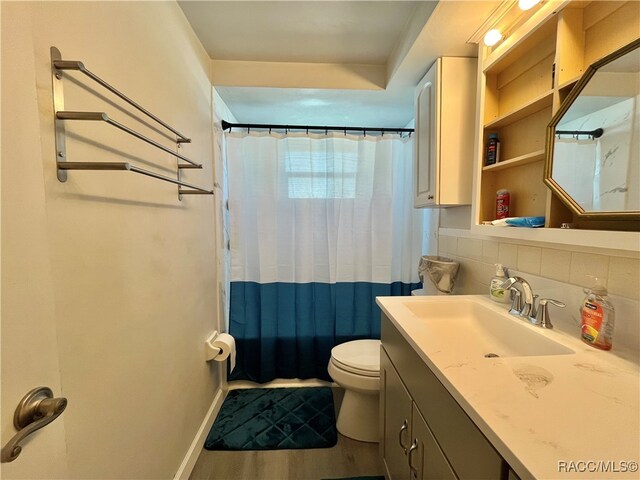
[414,60,438,207]
[409,405,457,480]
[381,348,413,480]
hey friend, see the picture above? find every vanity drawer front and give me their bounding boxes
[381,314,504,480]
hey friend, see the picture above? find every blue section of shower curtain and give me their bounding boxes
[228,281,421,383]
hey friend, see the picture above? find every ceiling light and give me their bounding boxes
[519,0,541,10]
[484,29,503,47]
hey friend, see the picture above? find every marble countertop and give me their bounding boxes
[377,295,640,480]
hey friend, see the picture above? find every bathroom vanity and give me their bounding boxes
[377,295,639,479]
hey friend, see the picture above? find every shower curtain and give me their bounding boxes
[226,130,423,382]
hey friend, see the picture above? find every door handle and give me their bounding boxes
[1,386,67,463]
[408,438,419,479]
[398,419,408,454]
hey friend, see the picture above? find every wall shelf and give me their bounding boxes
[465,225,640,254]
[557,75,582,91]
[484,90,553,129]
[482,149,545,172]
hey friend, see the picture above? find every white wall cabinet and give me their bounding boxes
[414,57,477,208]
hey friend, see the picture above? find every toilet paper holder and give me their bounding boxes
[204,331,236,373]
[205,331,222,361]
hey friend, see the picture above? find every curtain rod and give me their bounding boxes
[221,120,413,135]
[555,128,604,139]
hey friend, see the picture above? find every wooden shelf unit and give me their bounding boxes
[556,75,581,91]
[482,149,545,172]
[474,0,640,231]
[484,90,553,129]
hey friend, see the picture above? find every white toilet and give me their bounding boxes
[327,339,381,443]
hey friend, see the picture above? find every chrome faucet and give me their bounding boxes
[501,276,537,322]
[500,276,565,328]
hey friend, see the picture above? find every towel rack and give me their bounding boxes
[51,47,213,199]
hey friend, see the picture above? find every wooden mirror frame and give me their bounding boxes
[544,37,640,221]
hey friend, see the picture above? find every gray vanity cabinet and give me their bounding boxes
[381,349,456,480]
[380,314,506,480]
[380,348,412,479]
[411,404,457,480]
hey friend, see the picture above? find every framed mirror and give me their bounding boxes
[545,38,640,221]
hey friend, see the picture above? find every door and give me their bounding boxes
[414,59,439,207]
[381,349,413,480]
[1,3,69,477]
[410,405,457,480]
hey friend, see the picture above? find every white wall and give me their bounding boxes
[2,2,220,478]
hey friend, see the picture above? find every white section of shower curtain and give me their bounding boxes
[226,131,424,284]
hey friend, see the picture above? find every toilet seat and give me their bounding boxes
[330,339,380,378]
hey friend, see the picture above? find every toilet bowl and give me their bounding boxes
[327,339,381,443]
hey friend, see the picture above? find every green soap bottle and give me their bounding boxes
[490,264,510,304]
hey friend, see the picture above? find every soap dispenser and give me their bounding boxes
[490,264,510,304]
[580,277,615,350]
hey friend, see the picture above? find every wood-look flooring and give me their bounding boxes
[189,433,383,480]
[189,386,383,480]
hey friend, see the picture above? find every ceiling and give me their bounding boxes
[179,1,420,65]
[215,86,415,128]
[178,1,499,127]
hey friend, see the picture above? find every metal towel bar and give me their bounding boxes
[58,162,214,194]
[56,111,201,167]
[51,46,213,199]
[52,59,191,143]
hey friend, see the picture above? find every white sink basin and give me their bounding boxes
[403,298,574,358]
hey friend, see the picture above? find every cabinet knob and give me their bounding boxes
[427,195,434,200]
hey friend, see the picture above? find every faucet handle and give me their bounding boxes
[508,288,522,315]
[530,294,540,318]
[536,298,566,329]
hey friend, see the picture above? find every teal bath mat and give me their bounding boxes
[204,387,338,450]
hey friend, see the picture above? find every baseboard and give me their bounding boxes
[173,387,226,480]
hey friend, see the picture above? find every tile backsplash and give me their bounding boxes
[438,233,640,354]
[439,234,639,301]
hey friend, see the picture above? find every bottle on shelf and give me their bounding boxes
[496,189,510,219]
[485,133,500,166]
